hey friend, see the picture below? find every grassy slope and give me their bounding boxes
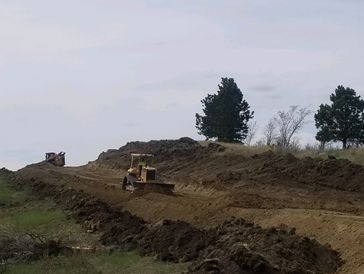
[200,141,364,166]
[0,181,26,205]
[0,178,187,274]
[296,147,364,166]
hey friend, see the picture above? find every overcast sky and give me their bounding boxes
[1,0,363,170]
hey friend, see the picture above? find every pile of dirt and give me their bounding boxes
[138,218,341,274]
[96,137,205,169]
[202,218,341,274]
[139,219,212,263]
[3,174,341,274]
[94,138,364,193]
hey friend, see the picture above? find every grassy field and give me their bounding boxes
[0,178,187,274]
[5,251,186,274]
[295,147,364,165]
[200,141,364,166]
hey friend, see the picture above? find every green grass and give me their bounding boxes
[199,141,271,156]
[4,256,98,274]
[5,251,186,274]
[200,141,364,166]
[0,178,96,243]
[91,251,186,274]
[0,180,78,238]
[0,179,188,274]
[296,147,364,166]
[0,203,67,233]
[0,179,26,205]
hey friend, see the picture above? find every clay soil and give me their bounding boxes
[3,138,364,273]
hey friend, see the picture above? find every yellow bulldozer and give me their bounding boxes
[122,154,175,193]
[45,152,65,167]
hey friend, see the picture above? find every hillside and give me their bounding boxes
[1,138,363,273]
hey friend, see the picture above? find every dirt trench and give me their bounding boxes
[1,170,342,274]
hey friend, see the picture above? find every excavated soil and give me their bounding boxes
[1,138,364,273]
[140,218,341,274]
[1,174,342,274]
[95,138,364,215]
[96,138,364,193]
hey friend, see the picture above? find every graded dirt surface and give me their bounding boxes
[3,138,364,273]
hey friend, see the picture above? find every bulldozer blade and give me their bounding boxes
[129,182,175,193]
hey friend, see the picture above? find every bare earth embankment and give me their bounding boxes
[2,138,363,273]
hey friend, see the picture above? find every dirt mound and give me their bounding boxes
[95,138,364,193]
[138,218,341,274]
[139,219,212,263]
[249,152,364,192]
[4,174,340,274]
[96,137,203,169]
[211,151,364,192]
[201,218,341,274]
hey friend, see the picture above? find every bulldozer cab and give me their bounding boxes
[46,152,56,160]
[122,153,174,193]
[45,152,66,167]
[129,154,156,182]
[130,153,153,167]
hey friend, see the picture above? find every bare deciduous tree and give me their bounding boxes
[263,119,276,146]
[274,106,312,148]
[245,121,258,145]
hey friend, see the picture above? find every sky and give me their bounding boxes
[1,0,363,170]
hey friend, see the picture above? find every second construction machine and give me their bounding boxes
[45,152,66,167]
[122,154,175,193]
